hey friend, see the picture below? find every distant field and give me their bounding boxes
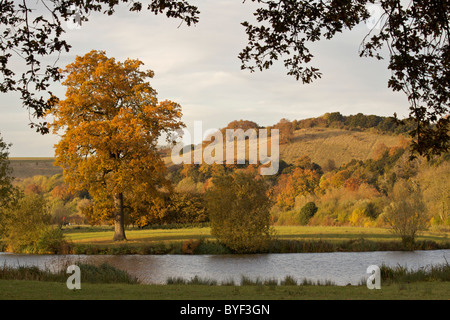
[9,157,62,181]
[65,226,450,246]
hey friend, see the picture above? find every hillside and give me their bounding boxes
[8,127,405,180]
[279,128,402,168]
[164,127,406,169]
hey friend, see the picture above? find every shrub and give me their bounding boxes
[349,208,371,227]
[2,194,52,253]
[165,192,208,224]
[280,275,298,285]
[383,179,428,249]
[36,227,70,254]
[298,202,318,225]
[380,263,450,283]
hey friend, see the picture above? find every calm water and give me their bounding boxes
[1,250,449,286]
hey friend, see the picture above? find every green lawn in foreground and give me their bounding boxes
[0,280,448,300]
[64,225,450,246]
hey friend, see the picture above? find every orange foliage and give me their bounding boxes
[51,184,72,201]
[388,146,402,156]
[319,169,350,190]
[273,167,321,209]
[273,118,294,144]
[373,143,388,160]
[24,183,42,195]
[343,177,364,192]
[48,50,184,239]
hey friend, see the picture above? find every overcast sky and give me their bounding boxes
[0,0,410,157]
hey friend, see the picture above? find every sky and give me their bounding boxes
[0,0,410,157]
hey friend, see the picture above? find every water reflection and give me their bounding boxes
[1,250,449,286]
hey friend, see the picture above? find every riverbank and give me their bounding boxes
[1,279,448,300]
[1,259,448,300]
[65,237,450,255]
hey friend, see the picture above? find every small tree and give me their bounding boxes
[298,201,318,226]
[205,171,273,253]
[2,194,51,253]
[0,133,13,208]
[383,179,428,249]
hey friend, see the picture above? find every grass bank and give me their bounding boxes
[2,280,449,300]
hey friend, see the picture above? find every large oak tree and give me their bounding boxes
[49,50,184,241]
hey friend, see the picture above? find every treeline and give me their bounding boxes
[271,143,449,229]
[293,112,417,134]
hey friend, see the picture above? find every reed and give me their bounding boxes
[380,261,450,283]
[166,275,337,286]
[0,262,138,284]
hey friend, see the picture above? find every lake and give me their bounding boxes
[1,249,449,285]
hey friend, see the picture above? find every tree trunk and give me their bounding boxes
[113,192,127,241]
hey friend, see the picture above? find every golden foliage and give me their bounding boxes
[48,50,184,235]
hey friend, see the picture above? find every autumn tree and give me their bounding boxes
[0,133,14,208]
[343,177,365,192]
[49,50,184,241]
[273,167,321,209]
[225,120,259,131]
[51,184,72,202]
[205,171,273,253]
[273,118,294,144]
[383,179,428,249]
[418,161,450,226]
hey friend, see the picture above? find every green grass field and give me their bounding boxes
[64,225,450,246]
[0,279,448,300]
